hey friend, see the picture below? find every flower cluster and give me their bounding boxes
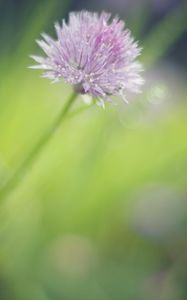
[31,11,144,105]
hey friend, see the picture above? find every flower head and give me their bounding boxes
[31,11,144,105]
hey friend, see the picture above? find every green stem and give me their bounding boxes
[0,92,77,201]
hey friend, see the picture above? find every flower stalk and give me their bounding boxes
[0,92,77,201]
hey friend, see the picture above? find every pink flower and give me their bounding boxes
[31,11,144,105]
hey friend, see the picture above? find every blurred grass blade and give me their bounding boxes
[11,0,71,66]
[128,2,151,38]
[141,2,187,68]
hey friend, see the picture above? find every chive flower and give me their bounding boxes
[31,11,144,106]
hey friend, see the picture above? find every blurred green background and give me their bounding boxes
[0,0,187,299]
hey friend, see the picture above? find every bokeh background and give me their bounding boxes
[0,0,187,299]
